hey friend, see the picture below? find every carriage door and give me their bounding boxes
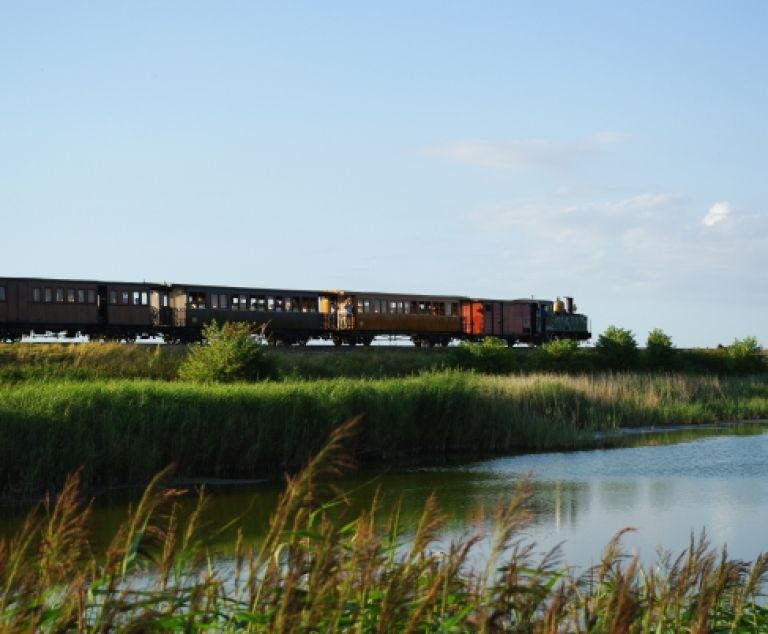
[483,302,503,336]
[150,288,171,327]
[97,285,108,325]
[319,293,342,330]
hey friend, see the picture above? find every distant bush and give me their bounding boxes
[178,321,277,383]
[450,337,520,374]
[727,336,763,373]
[644,328,676,370]
[596,326,639,370]
[533,338,586,372]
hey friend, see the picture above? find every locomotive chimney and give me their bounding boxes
[565,296,574,314]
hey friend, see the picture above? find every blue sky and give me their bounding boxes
[2,2,766,347]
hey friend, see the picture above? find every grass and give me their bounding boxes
[3,419,768,632]
[0,343,454,382]
[0,343,185,382]
[1,341,764,383]
[1,372,767,498]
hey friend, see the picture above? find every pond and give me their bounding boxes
[4,424,768,570]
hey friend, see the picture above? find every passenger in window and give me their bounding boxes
[344,297,354,329]
[330,301,338,328]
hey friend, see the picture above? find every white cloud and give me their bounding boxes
[429,132,630,170]
[464,193,767,300]
[467,193,684,234]
[702,201,732,226]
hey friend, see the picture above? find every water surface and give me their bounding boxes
[5,425,768,570]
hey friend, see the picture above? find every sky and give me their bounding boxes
[1,1,766,347]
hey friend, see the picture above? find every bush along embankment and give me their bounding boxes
[2,372,768,498]
[4,422,768,632]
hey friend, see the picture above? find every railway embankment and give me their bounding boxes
[1,370,768,498]
[0,336,765,382]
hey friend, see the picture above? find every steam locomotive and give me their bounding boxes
[0,277,590,346]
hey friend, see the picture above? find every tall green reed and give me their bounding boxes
[1,372,768,497]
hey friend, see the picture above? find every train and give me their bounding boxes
[0,277,591,346]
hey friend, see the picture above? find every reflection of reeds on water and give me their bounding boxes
[3,419,768,631]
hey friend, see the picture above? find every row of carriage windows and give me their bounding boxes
[356,299,458,316]
[28,287,151,306]
[186,292,458,317]
[110,290,149,306]
[11,285,460,317]
[188,293,318,313]
[31,287,97,304]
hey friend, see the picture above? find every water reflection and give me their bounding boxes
[3,424,768,569]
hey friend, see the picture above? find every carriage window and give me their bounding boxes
[211,294,219,309]
[45,288,53,303]
[0,286,5,302]
[403,301,410,314]
[87,290,96,304]
[55,288,64,303]
[109,291,117,305]
[77,289,86,304]
[132,291,140,305]
[66,288,75,303]
[122,291,130,305]
[450,302,458,316]
[358,298,370,314]
[249,296,257,310]
[32,287,41,302]
[219,294,227,309]
[160,292,168,308]
[141,292,148,305]
[301,297,316,313]
[275,297,284,311]
[289,297,300,312]
[267,297,275,311]
[231,295,240,310]
[187,292,206,309]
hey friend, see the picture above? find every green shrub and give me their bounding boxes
[596,326,639,370]
[534,338,583,372]
[178,321,277,383]
[644,328,676,370]
[450,337,520,374]
[727,336,763,373]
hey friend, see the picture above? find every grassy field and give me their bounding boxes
[3,421,768,632]
[1,372,767,498]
